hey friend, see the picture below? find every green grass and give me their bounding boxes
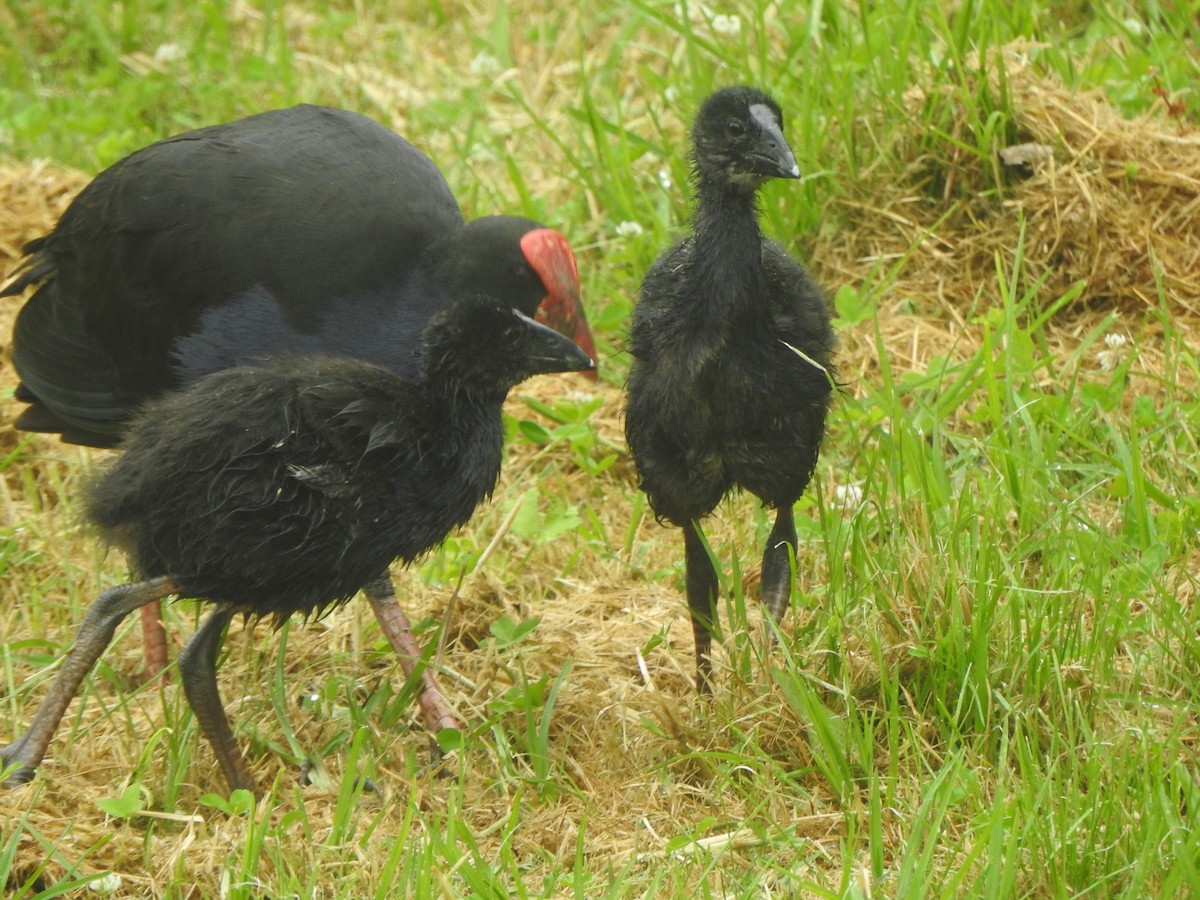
[2,0,1199,897]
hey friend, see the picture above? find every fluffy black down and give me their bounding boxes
[86,356,502,624]
[625,87,836,527]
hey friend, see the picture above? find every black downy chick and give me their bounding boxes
[625,86,835,690]
[1,105,598,679]
[0,295,594,794]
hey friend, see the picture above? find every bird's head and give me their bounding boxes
[690,86,800,190]
[420,294,596,400]
[441,218,598,378]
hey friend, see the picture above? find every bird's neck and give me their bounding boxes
[368,383,505,557]
[689,178,767,304]
[418,368,509,448]
[416,383,507,503]
[696,176,762,244]
[421,371,503,421]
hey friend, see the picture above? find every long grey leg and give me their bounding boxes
[760,504,797,645]
[1,577,177,787]
[177,605,254,794]
[684,521,720,693]
[363,574,461,736]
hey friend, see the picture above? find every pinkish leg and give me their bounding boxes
[363,576,461,736]
[140,600,169,679]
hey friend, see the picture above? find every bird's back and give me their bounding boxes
[9,106,464,442]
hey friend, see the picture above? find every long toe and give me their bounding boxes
[423,739,459,780]
[0,736,37,787]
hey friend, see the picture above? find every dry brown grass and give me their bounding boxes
[817,46,1200,396]
[2,44,1200,896]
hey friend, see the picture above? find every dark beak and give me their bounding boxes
[520,229,600,380]
[513,311,598,376]
[748,103,801,180]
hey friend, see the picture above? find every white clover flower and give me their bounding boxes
[1097,332,1130,371]
[712,13,741,37]
[90,873,123,895]
[834,483,863,510]
[616,220,645,237]
[468,52,502,76]
[658,168,672,190]
[153,43,186,64]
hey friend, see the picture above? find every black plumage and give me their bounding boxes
[2,103,597,677]
[3,104,596,448]
[0,295,595,794]
[624,86,835,690]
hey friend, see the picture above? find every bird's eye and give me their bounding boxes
[727,120,745,136]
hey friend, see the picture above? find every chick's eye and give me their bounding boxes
[727,119,745,136]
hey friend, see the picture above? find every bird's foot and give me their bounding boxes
[0,736,37,788]
[424,737,460,780]
[297,757,383,796]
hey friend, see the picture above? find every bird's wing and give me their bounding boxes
[8,106,467,431]
[10,276,130,442]
[629,239,693,354]
[761,241,836,366]
[295,368,421,458]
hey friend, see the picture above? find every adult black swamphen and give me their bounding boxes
[2,104,597,676]
[624,86,835,691]
[0,295,595,794]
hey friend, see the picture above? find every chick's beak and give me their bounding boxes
[748,103,801,179]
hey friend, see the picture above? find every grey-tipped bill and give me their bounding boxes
[748,103,801,179]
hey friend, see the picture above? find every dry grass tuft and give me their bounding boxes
[816,45,1200,394]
